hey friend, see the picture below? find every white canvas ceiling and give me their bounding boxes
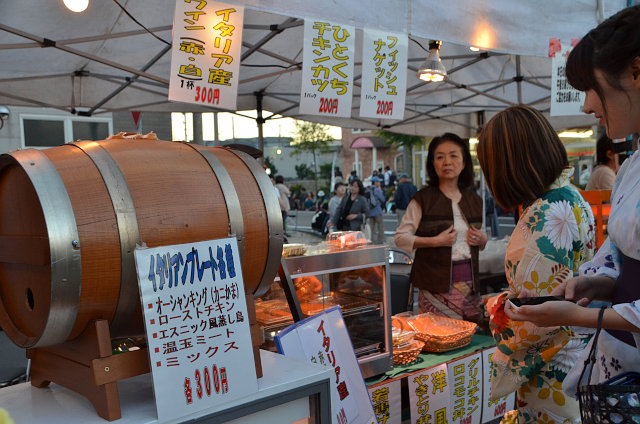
[0,0,627,137]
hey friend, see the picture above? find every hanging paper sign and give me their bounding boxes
[359,29,408,120]
[368,379,402,424]
[275,306,376,424]
[300,18,356,118]
[447,352,483,424]
[550,39,585,116]
[134,237,257,423]
[168,1,244,110]
[408,363,451,423]
[481,348,516,423]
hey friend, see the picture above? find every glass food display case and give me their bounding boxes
[256,243,393,378]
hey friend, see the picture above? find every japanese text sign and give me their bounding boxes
[408,363,450,424]
[360,29,408,120]
[550,40,584,116]
[447,352,482,424]
[169,0,244,111]
[275,306,376,424]
[481,349,515,423]
[134,237,257,423]
[300,18,355,118]
[368,379,402,424]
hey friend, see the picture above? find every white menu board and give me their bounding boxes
[134,237,257,423]
[169,1,244,110]
[299,18,355,118]
[360,28,408,120]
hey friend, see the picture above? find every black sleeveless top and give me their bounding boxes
[606,253,640,347]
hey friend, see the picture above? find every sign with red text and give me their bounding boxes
[169,0,244,110]
[447,352,483,424]
[134,238,257,423]
[300,18,355,118]
[481,349,516,423]
[275,306,376,424]
[368,379,402,424]
[360,29,408,120]
[408,363,450,424]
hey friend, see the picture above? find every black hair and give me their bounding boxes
[349,178,365,195]
[566,5,640,121]
[275,175,284,184]
[426,132,474,189]
[595,134,615,165]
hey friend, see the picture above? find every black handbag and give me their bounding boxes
[577,306,640,423]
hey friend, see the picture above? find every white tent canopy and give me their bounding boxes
[0,0,625,137]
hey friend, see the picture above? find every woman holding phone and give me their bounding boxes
[505,4,640,400]
[477,105,595,424]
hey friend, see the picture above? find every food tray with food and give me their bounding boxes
[282,243,307,257]
[255,299,293,325]
[391,316,417,347]
[406,312,477,353]
[393,340,424,365]
[326,231,368,250]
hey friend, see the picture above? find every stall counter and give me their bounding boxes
[0,350,333,424]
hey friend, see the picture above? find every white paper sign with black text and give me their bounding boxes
[134,237,257,423]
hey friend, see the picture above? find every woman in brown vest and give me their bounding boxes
[395,133,487,323]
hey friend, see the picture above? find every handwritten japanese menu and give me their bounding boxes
[447,352,483,424]
[300,18,355,118]
[481,349,516,423]
[169,0,244,110]
[368,379,402,424]
[135,237,257,423]
[360,28,408,120]
[276,306,376,424]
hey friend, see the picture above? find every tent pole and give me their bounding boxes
[256,91,265,165]
[516,55,523,104]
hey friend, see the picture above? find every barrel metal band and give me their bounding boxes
[8,149,81,347]
[71,141,141,335]
[186,144,245,260]
[229,149,283,297]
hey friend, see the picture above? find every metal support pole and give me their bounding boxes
[256,91,265,165]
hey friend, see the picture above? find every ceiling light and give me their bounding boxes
[417,40,447,82]
[469,46,480,52]
[63,0,89,13]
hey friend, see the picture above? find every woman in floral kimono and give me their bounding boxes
[477,105,595,424]
[505,4,640,405]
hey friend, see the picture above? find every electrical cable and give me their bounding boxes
[409,36,429,53]
[110,0,171,46]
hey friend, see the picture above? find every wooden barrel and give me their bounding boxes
[0,136,283,348]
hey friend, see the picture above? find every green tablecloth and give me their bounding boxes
[366,334,495,385]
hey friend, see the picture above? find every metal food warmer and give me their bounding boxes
[256,245,393,378]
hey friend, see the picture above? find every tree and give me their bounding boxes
[295,163,315,180]
[376,130,425,180]
[292,121,333,192]
[264,155,278,176]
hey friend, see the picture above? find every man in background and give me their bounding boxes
[394,173,417,224]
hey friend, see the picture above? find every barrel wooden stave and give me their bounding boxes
[0,138,281,348]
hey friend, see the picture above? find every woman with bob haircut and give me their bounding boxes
[504,4,640,405]
[478,105,595,424]
[395,132,487,324]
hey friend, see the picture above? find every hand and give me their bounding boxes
[346,213,357,221]
[467,226,487,247]
[551,276,615,306]
[437,225,457,247]
[504,300,580,327]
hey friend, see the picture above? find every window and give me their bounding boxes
[21,114,113,148]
